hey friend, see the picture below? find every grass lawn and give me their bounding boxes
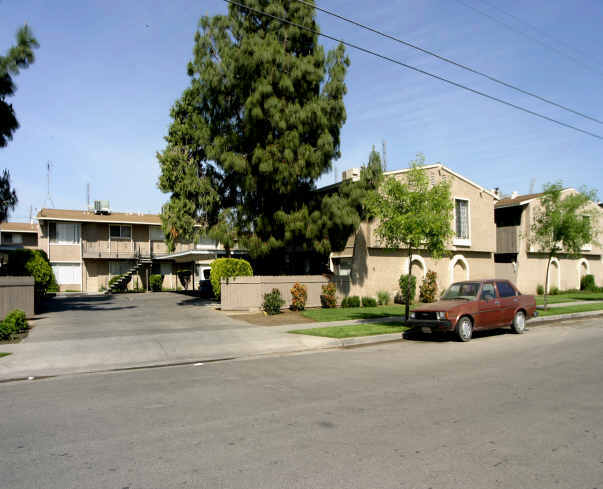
[535,292,603,305]
[538,303,603,317]
[0,352,11,358]
[290,321,409,338]
[300,305,408,322]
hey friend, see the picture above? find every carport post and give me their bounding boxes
[146,266,149,292]
[192,262,195,291]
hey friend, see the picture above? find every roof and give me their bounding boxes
[36,208,162,225]
[0,222,39,233]
[495,189,574,209]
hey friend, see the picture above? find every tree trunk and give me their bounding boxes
[544,254,552,311]
[405,247,412,322]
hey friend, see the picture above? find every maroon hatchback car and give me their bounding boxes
[407,279,537,342]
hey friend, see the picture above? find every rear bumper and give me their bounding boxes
[406,319,454,332]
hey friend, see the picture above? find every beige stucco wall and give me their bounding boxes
[48,244,81,262]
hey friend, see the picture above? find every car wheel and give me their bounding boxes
[456,316,473,342]
[511,310,526,334]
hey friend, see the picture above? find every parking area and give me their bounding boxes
[27,292,253,342]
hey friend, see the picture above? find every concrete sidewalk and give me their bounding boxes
[537,300,603,309]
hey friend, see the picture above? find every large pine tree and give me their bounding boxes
[158,0,378,272]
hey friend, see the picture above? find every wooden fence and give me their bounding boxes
[0,276,35,319]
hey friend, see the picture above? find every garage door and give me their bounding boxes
[52,263,82,285]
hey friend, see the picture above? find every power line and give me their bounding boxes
[223,0,603,141]
[294,0,601,124]
[452,0,603,79]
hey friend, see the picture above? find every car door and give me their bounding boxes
[478,282,500,328]
[496,281,517,324]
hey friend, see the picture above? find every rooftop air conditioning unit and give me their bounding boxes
[94,200,111,215]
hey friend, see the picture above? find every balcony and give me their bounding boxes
[496,226,519,254]
[82,241,150,260]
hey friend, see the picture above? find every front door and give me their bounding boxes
[478,282,502,328]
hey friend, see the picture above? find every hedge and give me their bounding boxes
[210,258,253,299]
[150,274,163,292]
[0,309,28,341]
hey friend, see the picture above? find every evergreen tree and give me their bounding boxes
[1,25,39,222]
[158,1,376,270]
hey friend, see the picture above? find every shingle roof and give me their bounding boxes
[495,192,545,208]
[36,208,162,225]
[0,222,39,233]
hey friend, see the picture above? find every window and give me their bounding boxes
[480,283,496,300]
[49,222,80,244]
[109,261,132,276]
[51,263,81,285]
[455,199,469,239]
[110,225,131,239]
[496,281,516,298]
[150,226,164,241]
[334,257,352,276]
[3,233,22,244]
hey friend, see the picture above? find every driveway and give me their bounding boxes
[27,292,253,342]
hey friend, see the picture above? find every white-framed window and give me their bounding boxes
[149,226,164,241]
[49,222,80,244]
[51,262,81,284]
[454,198,471,246]
[109,224,131,240]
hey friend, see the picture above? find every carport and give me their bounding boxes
[154,250,216,291]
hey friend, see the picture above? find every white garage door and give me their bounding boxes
[52,263,82,285]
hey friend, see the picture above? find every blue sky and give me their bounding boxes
[1,0,602,220]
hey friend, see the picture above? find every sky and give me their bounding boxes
[1,0,602,221]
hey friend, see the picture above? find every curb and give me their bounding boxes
[529,310,603,324]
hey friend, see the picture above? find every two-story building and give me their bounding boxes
[0,222,39,251]
[330,164,498,298]
[35,208,229,292]
[494,190,603,293]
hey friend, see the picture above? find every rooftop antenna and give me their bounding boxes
[43,161,56,208]
[529,178,536,194]
[86,182,90,209]
[29,205,32,224]
[382,140,387,172]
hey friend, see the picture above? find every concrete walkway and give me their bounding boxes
[536,300,603,309]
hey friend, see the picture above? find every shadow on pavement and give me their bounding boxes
[39,295,137,313]
[403,327,514,342]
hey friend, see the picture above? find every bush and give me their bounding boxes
[4,249,57,295]
[290,282,307,311]
[210,258,253,299]
[399,274,417,304]
[377,290,391,306]
[549,286,560,295]
[0,309,28,341]
[536,284,545,295]
[262,288,285,315]
[108,274,130,292]
[341,295,360,308]
[419,270,438,303]
[150,274,163,292]
[320,282,337,308]
[581,274,596,292]
[362,296,377,307]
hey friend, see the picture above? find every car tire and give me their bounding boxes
[455,315,473,342]
[511,310,526,334]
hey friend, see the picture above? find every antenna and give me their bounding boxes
[529,178,536,194]
[29,205,32,224]
[43,161,56,208]
[382,140,387,171]
[86,182,90,209]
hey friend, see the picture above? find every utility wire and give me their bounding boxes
[453,0,603,79]
[294,0,601,124]
[223,0,603,141]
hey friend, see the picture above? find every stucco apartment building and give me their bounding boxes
[0,222,39,250]
[35,208,228,292]
[494,190,603,293]
[330,164,499,298]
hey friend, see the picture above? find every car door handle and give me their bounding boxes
[513,298,518,302]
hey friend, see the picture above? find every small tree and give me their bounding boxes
[367,155,454,321]
[529,183,599,310]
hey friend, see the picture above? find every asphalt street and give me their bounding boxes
[1,318,602,489]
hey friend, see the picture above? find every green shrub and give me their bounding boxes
[320,282,337,308]
[0,309,28,340]
[536,284,545,295]
[150,274,163,292]
[399,274,417,304]
[4,249,57,295]
[342,295,360,307]
[108,274,130,292]
[210,258,253,299]
[262,288,285,315]
[290,282,307,311]
[419,270,438,303]
[362,296,377,307]
[581,274,596,292]
[549,286,560,295]
[377,290,390,306]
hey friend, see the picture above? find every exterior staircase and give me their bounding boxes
[107,255,152,294]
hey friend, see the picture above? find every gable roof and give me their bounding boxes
[384,164,499,199]
[495,189,574,209]
[36,208,162,225]
[0,222,39,233]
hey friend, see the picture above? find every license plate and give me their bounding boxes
[421,327,432,334]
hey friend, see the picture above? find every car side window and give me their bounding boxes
[496,281,516,298]
[481,283,496,300]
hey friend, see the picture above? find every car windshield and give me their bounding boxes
[441,282,481,300]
